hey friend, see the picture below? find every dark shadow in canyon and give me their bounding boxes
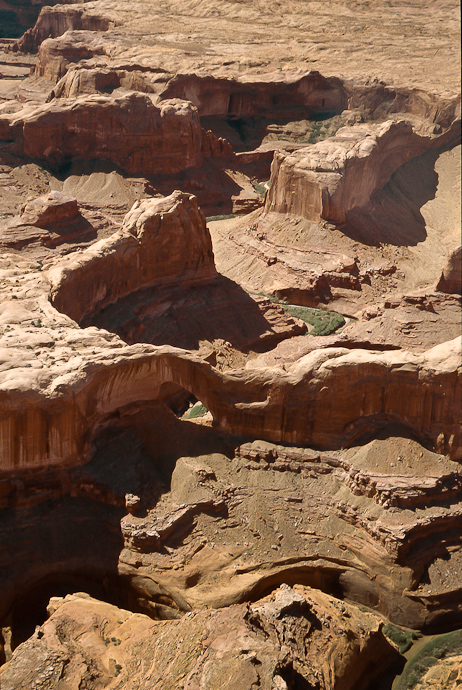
[341,148,440,247]
[87,400,242,500]
[0,497,124,651]
[85,274,297,352]
[202,111,342,153]
[0,401,244,653]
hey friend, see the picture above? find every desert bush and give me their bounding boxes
[395,629,462,690]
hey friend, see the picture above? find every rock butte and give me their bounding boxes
[0,1,460,688]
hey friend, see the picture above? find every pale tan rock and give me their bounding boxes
[12,0,461,96]
[18,191,79,227]
[437,246,461,294]
[117,439,462,629]
[0,588,399,690]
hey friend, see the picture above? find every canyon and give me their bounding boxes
[0,1,460,689]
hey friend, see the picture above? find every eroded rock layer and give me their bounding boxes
[0,587,400,690]
[0,92,202,175]
[0,0,461,686]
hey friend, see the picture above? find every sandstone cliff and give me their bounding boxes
[0,92,202,175]
[48,191,216,323]
[0,587,399,690]
[264,120,460,223]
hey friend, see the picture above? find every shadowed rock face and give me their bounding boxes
[264,120,460,225]
[0,0,84,40]
[0,0,460,685]
[437,246,461,295]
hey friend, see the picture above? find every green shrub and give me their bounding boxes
[247,291,346,336]
[395,629,462,690]
[383,624,419,654]
[206,214,237,222]
[252,181,268,197]
[282,304,345,335]
[187,403,208,419]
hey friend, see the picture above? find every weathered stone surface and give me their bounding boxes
[211,144,461,315]
[35,30,109,82]
[0,1,460,686]
[0,588,399,690]
[0,0,83,40]
[48,191,216,323]
[15,6,115,55]
[264,120,459,223]
[117,438,462,629]
[0,91,202,175]
[10,0,461,95]
[0,191,95,249]
[0,318,460,473]
[18,190,80,227]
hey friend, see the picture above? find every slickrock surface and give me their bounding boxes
[211,143,461,314]
[0,0,460,687]
[11,0,461,92]
[0,587,399,690]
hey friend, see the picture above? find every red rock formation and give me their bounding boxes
[345,83,461,131]
[0,91,203,175]
[158,71,347,118]
[264,120,460,223]
[14,5,115,54]
[19,190,80,227]
[0,191,94,248]
[35,31,109,82]
[201,128,233,158]
[48,191,216,323]
[0,334,459,473]
[48,66,155,100]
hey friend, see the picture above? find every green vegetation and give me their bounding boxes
[383,625,419,654]
[206,214,237,222]
[187,403,208,419]
[249,291,346,336]
[282,304,345,335]
[395,629,462,690]
[252,180,268,197]
[265,115,345,146]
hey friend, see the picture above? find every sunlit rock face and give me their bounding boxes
[0,0,460,687]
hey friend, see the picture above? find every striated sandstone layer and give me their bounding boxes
[0,92,202,175]
[0,0,460,686]
[264,119,460,223]
[1,310,460,472]
[116,437,462,630]
[10,0,461,94]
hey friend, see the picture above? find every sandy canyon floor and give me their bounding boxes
[0,1,461,689]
